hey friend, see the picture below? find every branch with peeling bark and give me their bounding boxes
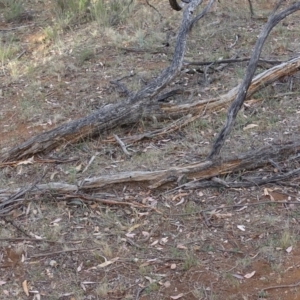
[2,38,300,162]
[1,0,215,162]
[94,55,300,146]
[1,139,299,215]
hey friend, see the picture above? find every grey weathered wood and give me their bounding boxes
[209,2,300,159]
[2,0,215,162]
[1,139,300,215]
[162,56,300,115]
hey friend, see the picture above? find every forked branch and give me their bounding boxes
[2,0,214,162]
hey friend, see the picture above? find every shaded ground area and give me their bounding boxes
[1,0,300,299]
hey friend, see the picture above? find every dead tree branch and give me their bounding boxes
[209,2,300,159]
[185,57,283,66]
[162,56,300,116]
[1,139,299,215]
[2,0,215,163]
[2,54,299,164]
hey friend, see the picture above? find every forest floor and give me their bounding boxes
[1,0,300,299]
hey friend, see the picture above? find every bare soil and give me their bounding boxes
[1,1,300,299]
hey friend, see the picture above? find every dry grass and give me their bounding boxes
[1,0,300,299]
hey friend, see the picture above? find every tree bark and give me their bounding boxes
[3,42,299,162]
[208,2,300,159]
[1,0,215,162]
[1,139,300,215]
[161,56,300,116]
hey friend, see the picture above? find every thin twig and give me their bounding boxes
[29,247,103,259]
[82,152,99,173]
[186,57,283,67]
[0,24,35,31]
[3,217,32,238]
[247,0,254,16]
[145,0,162,20]
[113,134,131,157]
[262,281,300,292]
[16,50,26,60]
[171,201,300,216]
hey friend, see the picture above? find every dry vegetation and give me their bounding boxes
[1,0,300,299]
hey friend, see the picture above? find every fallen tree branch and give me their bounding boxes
[106,56,300,145]
[1,139,299,215]
[161,55,300,115]
[209,2,300,159]
[171,201,300,217]
[3,55,298,156]
[261,281,300,292]
[29,63,287,151]
[177,167,300,190]
[185,57,282,66]
[1,0,215,162]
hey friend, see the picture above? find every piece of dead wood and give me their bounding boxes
[28,247,103,259]
[113,134,131,157]
[209,2,300,159]
[262,281,300,292]
[178,167,300,190]
[82,139,300,189]
[63,193,161,213]
[1,0,215,163]
[0,139,299,216]
[171,201,300,217]
[185,57,282,66]
[162,55,300,115]
[104,54,300,145]
[145,0,162,20]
